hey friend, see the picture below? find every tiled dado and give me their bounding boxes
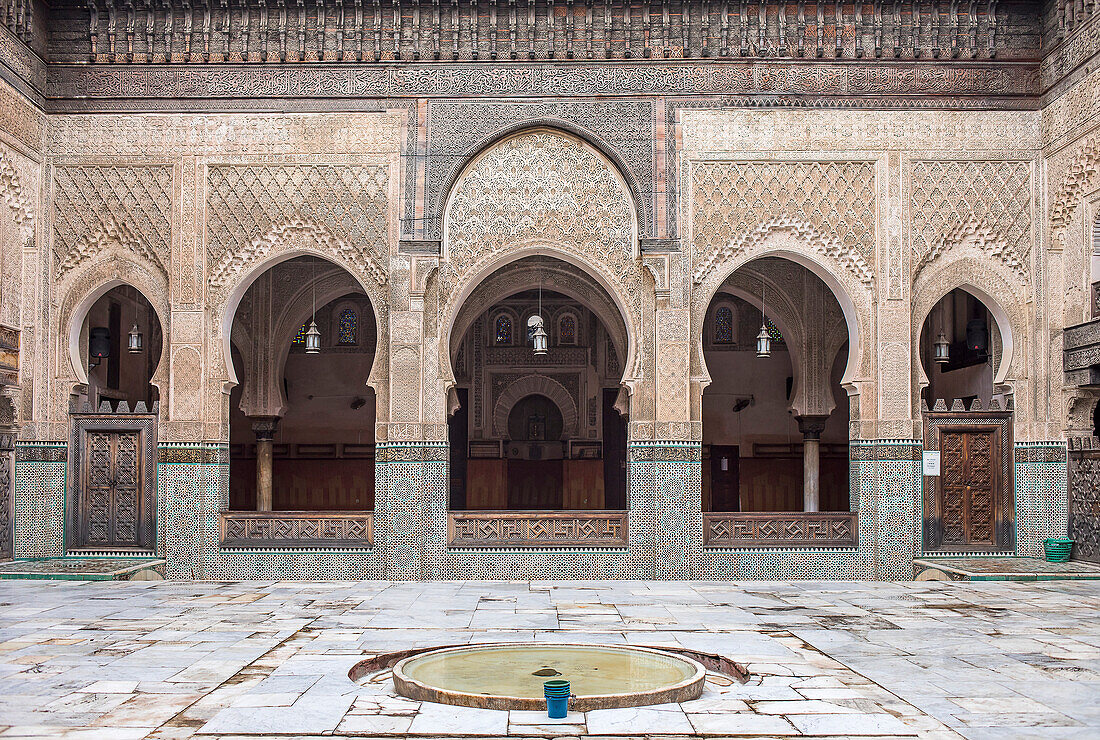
[161,442,384,579]
[13,443,66,559]
[22,436,1066,581]
[376,442,447,580]
[696,440,920,580]
[1015,442,1069,558]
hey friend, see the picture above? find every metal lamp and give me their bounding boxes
[305,258,321,354]
[304,320,321,354]
[933,330,950,364]
[528,279,549,357]
[528,315,548,356]
[127,323,143,353]
[756,277,771,359]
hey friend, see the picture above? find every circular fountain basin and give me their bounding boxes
[391,643,706,711]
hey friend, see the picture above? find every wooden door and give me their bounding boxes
[709,445,740,512]
[938,428,1000,549]
[81,430,144,548]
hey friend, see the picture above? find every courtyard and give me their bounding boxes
[0,580,1096,739]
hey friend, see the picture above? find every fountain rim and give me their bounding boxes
[389,641,708,712]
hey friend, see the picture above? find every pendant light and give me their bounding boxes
[127,323,144,353]
[756,277,771,359]
[528,280,549,357]
[305,258,321,354]
[933,301,950,364]
[933,331,950,364]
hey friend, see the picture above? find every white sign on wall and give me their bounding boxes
[922,451,941,476]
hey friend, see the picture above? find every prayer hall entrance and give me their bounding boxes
[223,256,378,548]
[447,256,629,543]
[700,257,855,548]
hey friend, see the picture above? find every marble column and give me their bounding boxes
[250,417,280,512]
[796,415,829,512]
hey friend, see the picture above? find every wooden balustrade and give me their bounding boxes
[703,511,857,547]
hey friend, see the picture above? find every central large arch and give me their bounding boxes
[439,127,646,398]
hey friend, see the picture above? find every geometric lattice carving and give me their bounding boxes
[691,161,876,287]
[1051,135,1100,246]
[206,165,388,288]
[53,165,173,277]
[910,160,1032,280]
[221,511,373,548]
[702,512,857,547]
[1069,439,1100,564]
[449,511,628,547]
[445,132,635,289]
[0,151,33,232]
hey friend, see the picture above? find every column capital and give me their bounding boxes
[795,414,829,440]
[249,416,280,441]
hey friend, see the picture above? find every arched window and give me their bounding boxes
[714,306,734,344]
[338,307,357,345]
[292,323,308,345]
[559,313,577,345]
[494,314,513,345]
[765,317,783,343]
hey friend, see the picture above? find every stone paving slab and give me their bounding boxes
[913,557,1100,581]
[0,580,1096,738]
[0,558,166,580]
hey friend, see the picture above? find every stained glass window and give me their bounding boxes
[714,306,733,343]
[765,317,783,342]
[560,314,576,344]
[494,314,512,345]
[338,308,357,345]
[292,323,308,345]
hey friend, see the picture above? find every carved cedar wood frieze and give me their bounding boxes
[449,511,628,547]
[59,1,1031,65]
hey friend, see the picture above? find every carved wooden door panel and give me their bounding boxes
[80,431,144,548]
[938,429,1000,549]
[1069,442,1100,564]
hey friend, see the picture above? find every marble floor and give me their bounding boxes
[0,580,1097,739]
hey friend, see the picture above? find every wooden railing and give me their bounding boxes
[449,510,628,548]
[703,512,857,548]
[220,511,373,548]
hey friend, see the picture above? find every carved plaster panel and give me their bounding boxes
[441,130,647,403]
[444,131,635,285]
[52,164,173,279]
[206,164,389,292]
[690,160,876,289]
[910,159,1033,281]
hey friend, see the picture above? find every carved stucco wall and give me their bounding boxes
[0,76,42,438]
[4,102,1066,447]
[440,129,655,432]
[680,108,1043,441]
[31,113,402,443]
[1044,61,1100,441]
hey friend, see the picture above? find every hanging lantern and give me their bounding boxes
[755,324,771,358]
[304,320,322,354]
[933,330,950,364]
[755,276,770,358]
[89,327,111,363]
[127,323,143,354]
[528,315,548,356]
